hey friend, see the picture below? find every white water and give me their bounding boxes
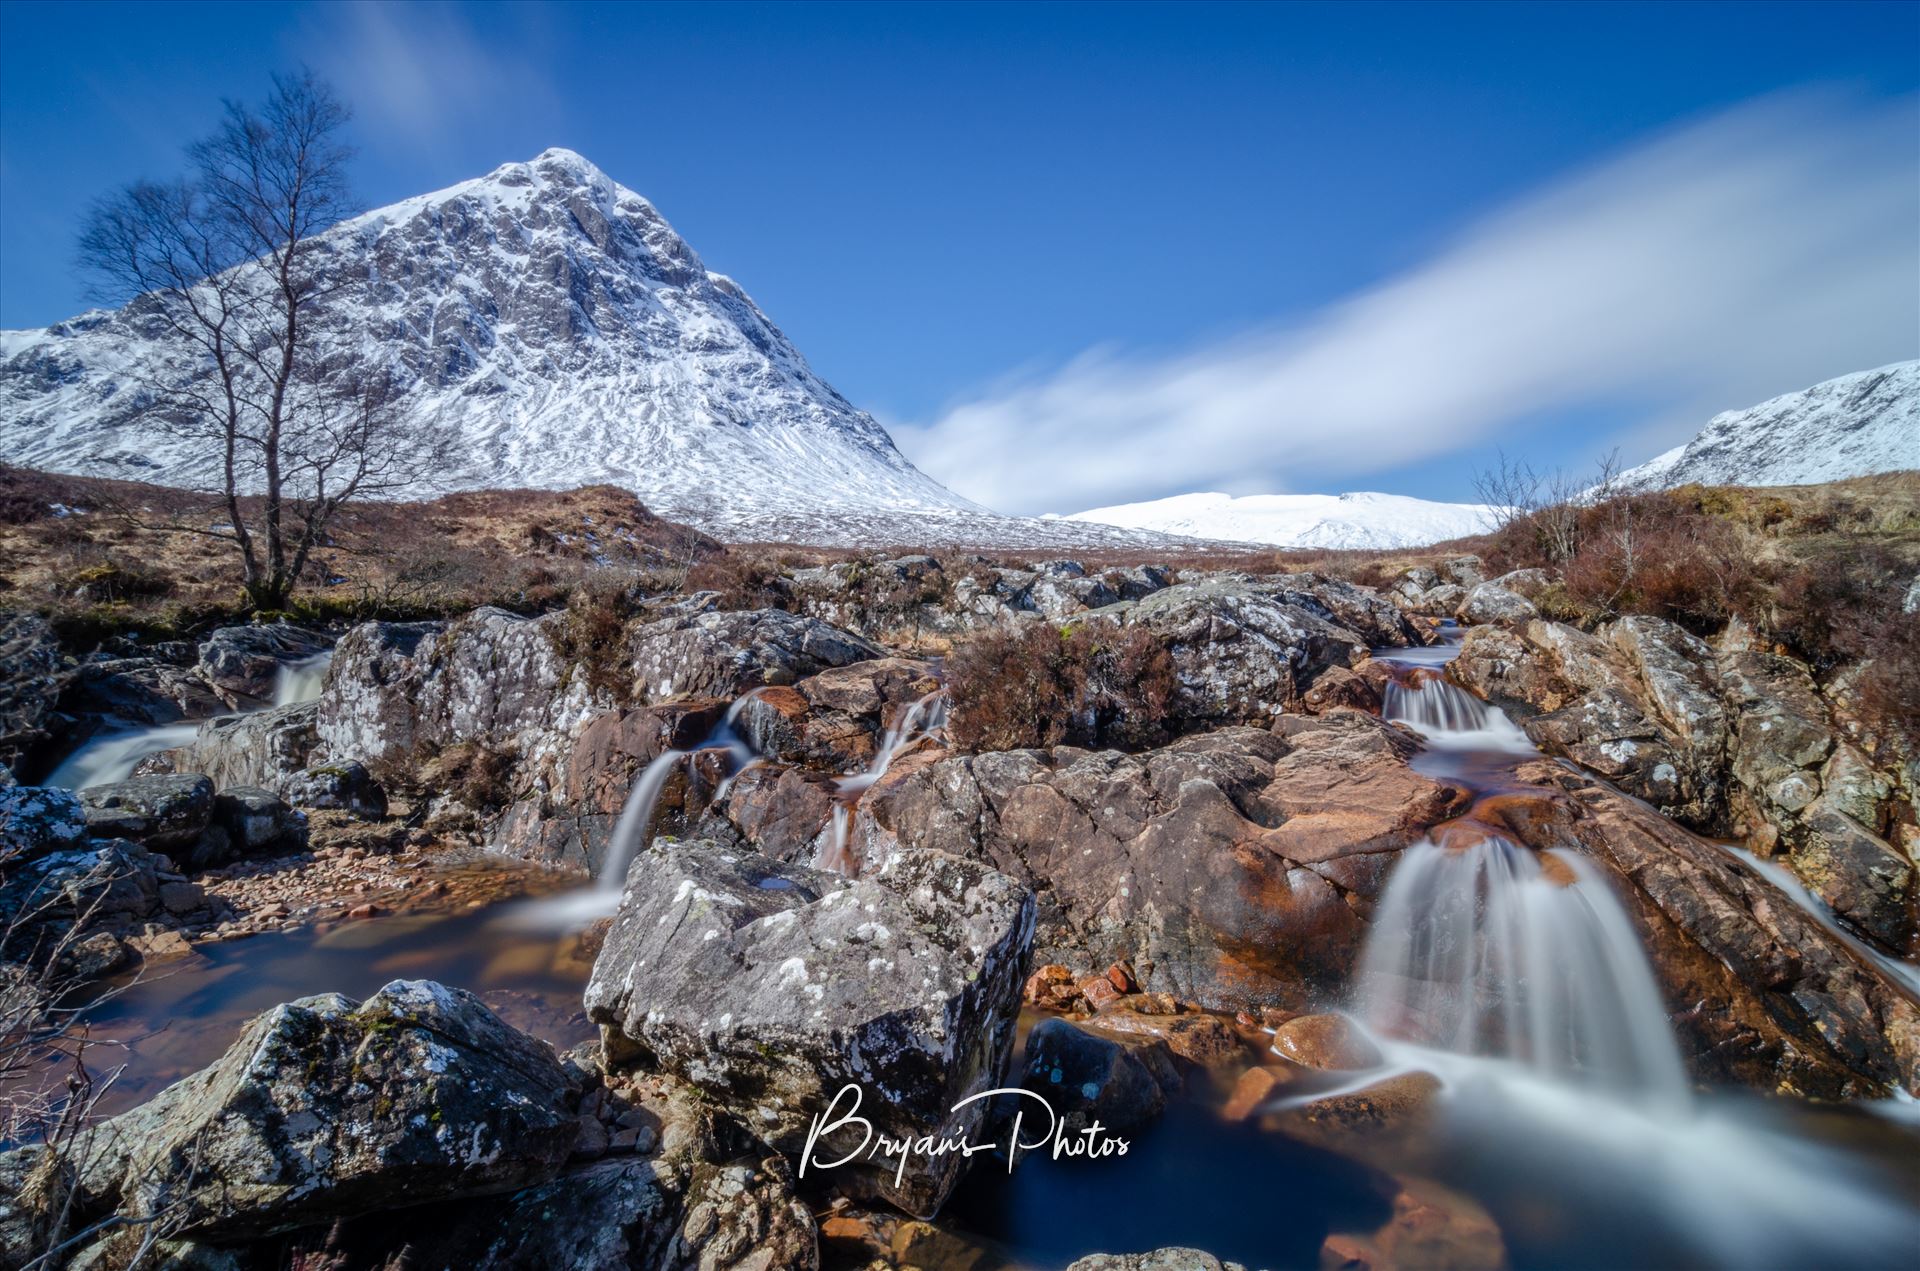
[813,689,948,875]
[596,694,760,895]
[47,648,335,791]
[45,723,202,791]
[1358,835,1692,1102]
[1382,674,1535,755]
[271,651,333,707]
[1712,839,1920,1000]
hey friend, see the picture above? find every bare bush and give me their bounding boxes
[946,620,1177,751]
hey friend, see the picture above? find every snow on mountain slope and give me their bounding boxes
[1617,362,1920,490]
[0,148,1209,550]
[1066,490,1498,550]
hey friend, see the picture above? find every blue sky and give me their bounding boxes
[2,1,1915,512]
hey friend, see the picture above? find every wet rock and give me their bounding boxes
[1324,1178,1508,1271]
[1791,801,1913,950]
[1514,760,1920,1097]
[1455,581,1539,626]
[1085,1007,1248,1069]
[163,702,319,794]
[856,715,1463,1010]
[281,761,387,819]
[77,775,214,851]
[1268,1072,1441,1150]
[585,840,1034,1214]
[0,612,70,772]
[1271,1014,1384,1070]
[707,763,837,863]
[76,980,577,1240]
[63,657,227,725]
[629,607,882,704]
[1022,1017,1181,1136]
[196,622,332,705]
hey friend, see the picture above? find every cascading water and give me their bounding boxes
[1357,835,1691,1102]
[271,650,334,707]
[45,723,203,790]
[597,693,760,894]
[1334,628,1920,1267]
[813,688,947,876]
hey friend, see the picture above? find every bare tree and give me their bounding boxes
[1472,448,1541,535]
[77,71,430,611]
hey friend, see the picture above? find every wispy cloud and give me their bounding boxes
[895,92,1919,515]
[299,1,562,151]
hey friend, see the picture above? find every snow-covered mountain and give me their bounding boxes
[1617,362,1919,490]
[0,148,1206,550]
[1065,490,1498,550]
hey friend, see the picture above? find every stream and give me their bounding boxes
[38,630,1920,1268]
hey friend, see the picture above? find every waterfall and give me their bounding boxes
[1382,673,1534,755]
[1357,835,1691,1103]
[813,689,948,876]
[45,723,203,791]
[271,651,334,706]
[595,694,763,892]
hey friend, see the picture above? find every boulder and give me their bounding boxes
[0,837,167,958]
[854,715,1465,1009]
[204,787,307,862]
[585,841,1034,1214]
[162,702,319,794]
[62,657,227,725]
[0,783,89,860]
[1021,1017,1181,1135]
[76,775,213,851]
[1266,573,1424,649]
[77,980,577,1240]
[1082,578,1374,728]
[317,609,597,773]
[0,612,70,772]
[1455,582,1539,626]
[628,607,882,704]
[1067,1251,1249,1271]
[280,761,387,819]
[195,623,332,705]
[1271,1013,1384,1070]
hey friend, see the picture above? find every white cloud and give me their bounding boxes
[300,1,562,150]
[895,92,1919,515]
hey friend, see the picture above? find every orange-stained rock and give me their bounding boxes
[1090,1007,1248,1069]
[1222,1066,1292,1122]
[1271,1014,1384,1071]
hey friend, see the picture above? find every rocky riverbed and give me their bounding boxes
[3,552,1917,1269]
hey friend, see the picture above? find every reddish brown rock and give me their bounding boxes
[1222,1066,1292,1122]
[1271,1013,1384,1071]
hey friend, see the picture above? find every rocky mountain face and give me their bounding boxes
[1618,362,1920,490]
[0,149,1197,550]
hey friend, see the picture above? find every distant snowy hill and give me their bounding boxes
[1617,362,1919,490]
[1065,490,1497,550]
[0,148,1210,551]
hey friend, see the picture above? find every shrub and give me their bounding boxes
[684,551,791,610]
[420,741,519,813]
[946,619,1177,752]
[552,572,639,701]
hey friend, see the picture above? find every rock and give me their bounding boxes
[1455,582,1539,626]
[1085,1008,1248,1069]
[1271,1014,1384,1070]
[1266,573,1424,649]
[1,783,89,860]
[0,838,166,958]
[1112,564,1174,601]
[77,980,576,1240]
[76,775,214,851]
[163,702,319,794]
[628,607,883,703]
[1221,1067,1292,1121]
[1324,1179,1508,1271]
[62,656,227,725]
[1268,1072,1441,1150]
[281,761,387,819]
[1792,800,1913,950]
[203,787,307,863]
[1067,1250,1249,1271]
[59,930,131,979]
[1083,578,1374,727]
[195,622,332,705]
[584,841,1034,1214]
[0,612,70,772]
[317,609,594,772]
[1513,760,1920,1097]
[1022,1017,1181,1137]
[855,715,1464,1009]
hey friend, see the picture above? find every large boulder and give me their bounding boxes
[74,980,578,1240]
[0,836,168,959]
[585,841,1035,1214]
[628,607,882,704]
[1455,580,1539,626]
[0,783,88,860]
[316,609,599,771]
[1081,578,1376,728]
[853,714,1465,1008]
[1022,1017,1181,1136]
[162,701,319,794]
[0,612,70,773]
[76,774,214,851]
[195,622,332,706]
